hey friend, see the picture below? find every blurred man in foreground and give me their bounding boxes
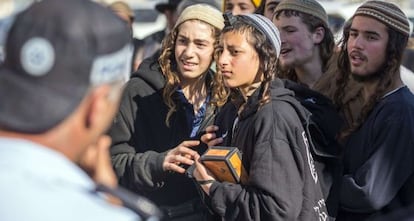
[0,0,147,220]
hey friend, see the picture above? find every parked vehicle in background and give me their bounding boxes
[129,0,166,39]
[101,0,166,40]
[0,0,35,62]
[319,1,361,42]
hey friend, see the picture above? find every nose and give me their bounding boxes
[232,8,242,15]
[349,35,363,50]
[218,50,229,69]
[183,43,195,58]
[279,30,287,43]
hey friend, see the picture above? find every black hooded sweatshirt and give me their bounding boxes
[207,79,329,220]
[108,55,217,209]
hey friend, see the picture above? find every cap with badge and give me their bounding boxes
[0,0,132,133]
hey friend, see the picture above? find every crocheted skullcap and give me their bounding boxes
[224,13,281,57]
[174,4,224,30]
[354,0,410,36]
[275,0,328,26]
[242,14,281,56]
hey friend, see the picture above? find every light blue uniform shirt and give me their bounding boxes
[0,137,140,221]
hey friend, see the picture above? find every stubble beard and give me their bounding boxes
[350,64,386,83]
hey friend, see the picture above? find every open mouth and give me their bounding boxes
[280,48,291,55]
[349,51,365,65]
[181,60,197,70]
[182,60,196,66]
[220,70,232,77]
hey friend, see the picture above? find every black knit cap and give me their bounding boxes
[354,0,410,36]
[0,0,132,133]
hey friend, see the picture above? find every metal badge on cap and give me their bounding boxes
[20,37,55,77]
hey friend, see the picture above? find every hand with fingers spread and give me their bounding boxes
[162,140,201,174]
[200,125,223,147]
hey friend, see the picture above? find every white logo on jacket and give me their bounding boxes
[302,131,318,183]
[313,199,328,221]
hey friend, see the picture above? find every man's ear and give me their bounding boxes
[85,85,111,130]
[313,26,325,44]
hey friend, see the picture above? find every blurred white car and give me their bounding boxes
[0,0,36,62]
[319,1,361,42]
[100,0,166,40]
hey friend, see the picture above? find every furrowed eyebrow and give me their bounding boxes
[350,28,380,37]
[365,31,380,37]
[281,25,296,30]
[194,39,211,44]
[226,45,244,51]
[238,3,249,7]
[227,45,236,50]
[177,35,188,40]
[349,28,358,32]
[267,2,278,7]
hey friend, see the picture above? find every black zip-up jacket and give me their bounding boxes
[108,55,217,208]
[208,79,329,220]
[284,79,344,218]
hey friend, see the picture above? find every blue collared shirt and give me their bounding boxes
[0,138,140,221]
[176,89,210,138]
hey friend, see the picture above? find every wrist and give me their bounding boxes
[196,179,215,185]
[196,179,215,196]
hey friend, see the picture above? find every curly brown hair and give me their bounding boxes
[273,10,335,83]
[159,20,228,126]
[333,18,408,141]
[216,18,279,108]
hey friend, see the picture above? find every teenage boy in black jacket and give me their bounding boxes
[192,13,329,221]
[273,0,344,217]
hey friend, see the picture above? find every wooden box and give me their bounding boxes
[200,146,248,184]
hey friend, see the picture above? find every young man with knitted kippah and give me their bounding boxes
[109,4,226,221]
[273,1,343,218]
[273,0,335,90]
[332,1,414,220]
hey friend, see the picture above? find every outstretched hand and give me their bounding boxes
[163,140,201,174]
